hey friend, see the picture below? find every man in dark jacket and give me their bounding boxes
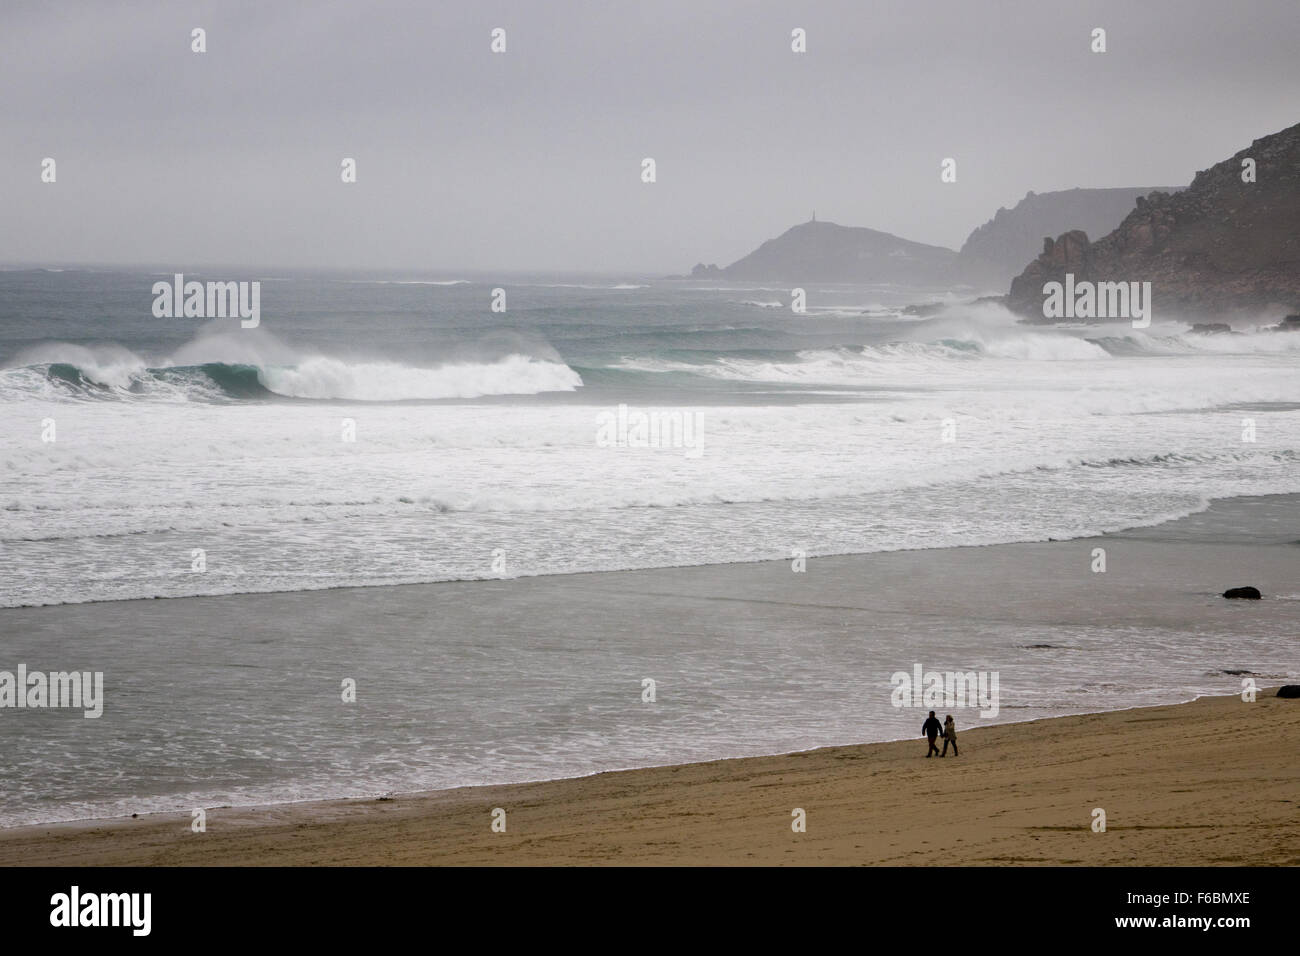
[922,711,943,757]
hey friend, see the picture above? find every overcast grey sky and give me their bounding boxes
[2,0,1297,273]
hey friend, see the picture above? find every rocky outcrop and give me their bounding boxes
[959,187,1179,288]
[682,185,1179,289]
[1007,122,1300,321]
[1278,686,1300,698]
[1010,230,1092,299]
[693,219,959,286]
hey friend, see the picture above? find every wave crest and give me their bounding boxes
[0,354,583,403]
[259,354,582,400]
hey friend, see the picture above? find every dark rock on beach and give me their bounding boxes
[1222,586,1262,599]
[1277,686,1300,698]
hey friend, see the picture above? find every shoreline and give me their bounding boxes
[0,690,1218,834]
[1,678,1253,835]
[1,492,1296,836]
[2,690,1295,866]
[2,490,1284,613]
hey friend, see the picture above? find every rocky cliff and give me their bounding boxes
[1007,122,1300,321]
[959,187,1180,287]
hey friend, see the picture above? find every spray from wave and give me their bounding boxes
[259,354,580,400]
[608,302,1300,388]
[1,330,583,402]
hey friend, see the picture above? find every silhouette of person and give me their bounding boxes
[922,710,942,757]
[941,714,959,757]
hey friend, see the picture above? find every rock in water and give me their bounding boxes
[1222,586,1262,599]
[1277,686,1300,698]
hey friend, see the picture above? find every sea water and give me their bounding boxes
[0,269,1297,825]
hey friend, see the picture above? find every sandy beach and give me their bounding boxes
[1,689,1295,866]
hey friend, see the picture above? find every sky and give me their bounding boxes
[1,0,1297,274]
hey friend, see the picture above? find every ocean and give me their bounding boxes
[1,268,1297,826]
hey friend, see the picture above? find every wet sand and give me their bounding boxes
[1,689,1296,866]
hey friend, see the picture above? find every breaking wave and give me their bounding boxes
[0,353,583,403]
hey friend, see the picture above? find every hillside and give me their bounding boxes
[690,219,958,286]
[685,185,1182,289]
[959,187,1181,286]
[1007,122,1300,321]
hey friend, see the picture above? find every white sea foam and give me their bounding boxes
[1,332,584,403]
[258,354,582,400]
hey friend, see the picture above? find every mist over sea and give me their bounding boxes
[1,269,1298,827]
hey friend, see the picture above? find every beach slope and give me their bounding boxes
[2,690,1295,866]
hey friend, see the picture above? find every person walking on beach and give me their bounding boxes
[941,714,958,757]
[922,711,943,757]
